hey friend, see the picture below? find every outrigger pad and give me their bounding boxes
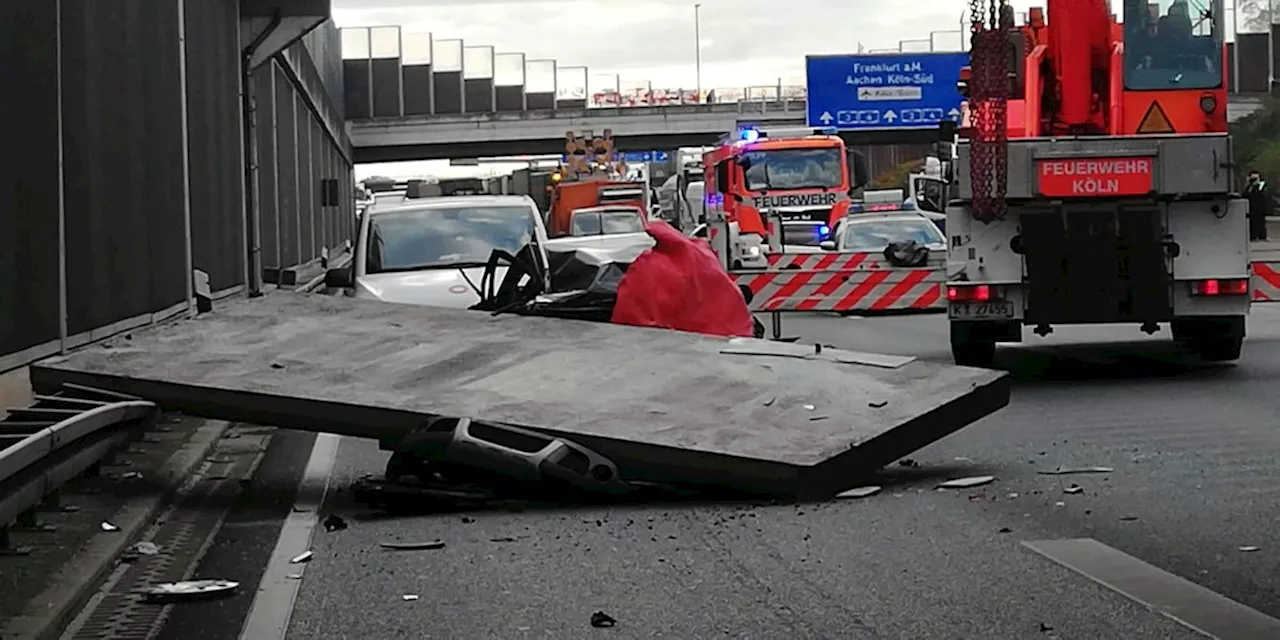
[29,293,1010,497]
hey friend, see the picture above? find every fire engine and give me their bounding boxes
[704,127,947,338]
[945,0,1248,367]
[703,126,868,268]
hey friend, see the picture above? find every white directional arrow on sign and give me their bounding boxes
[819,111,833,123]
[948,108,961,118]
[858,88,870,99]
[883,110,897,122]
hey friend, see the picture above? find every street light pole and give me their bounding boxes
[695,3,702,101]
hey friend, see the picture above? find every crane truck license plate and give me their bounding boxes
[949,301,1014,319]
[1036,158,1153,197]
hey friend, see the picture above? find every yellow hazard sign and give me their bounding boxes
[1136,101,1174,134]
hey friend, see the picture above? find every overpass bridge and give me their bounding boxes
[340,25,1270,164]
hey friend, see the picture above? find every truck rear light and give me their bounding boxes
[947,284,992,302]
[1191,278,1248,296]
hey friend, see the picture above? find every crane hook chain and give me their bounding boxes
[967,0,1010,223]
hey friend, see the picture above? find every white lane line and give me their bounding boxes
[239,433,341,640]
[1024,538,1280,639]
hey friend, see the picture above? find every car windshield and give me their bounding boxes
[570,210,644,236]
[1123,0,1221,90]
[365,205,536,274]
[743,147,843,191]
[840,218,944,252]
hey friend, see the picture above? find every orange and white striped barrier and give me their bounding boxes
[1252,262,1280,301]
[736,265,943,313]
[740,250,944,313]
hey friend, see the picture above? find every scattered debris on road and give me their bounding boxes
[322,515,348,532]
[139,579,239,603]
[868,401,888,408]
[1037,466,1113,476]
[290,551,313,564]
[490,536,518,542]
[938,476,995,489]
[100,521,119,532]
[131,541,160,555]
[402,594,419,601]
[380,540,446,551]
[1063,484,1083,494]
[1239,545,1260,552]
[590,611,617,628]
[836,486,882,499]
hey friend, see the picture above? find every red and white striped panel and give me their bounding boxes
[765,252,880,271]
[736,267,944,312]
[1252,262,1280,301]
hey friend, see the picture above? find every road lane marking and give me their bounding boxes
[239,433,341,640]
[1023,538,1280,639]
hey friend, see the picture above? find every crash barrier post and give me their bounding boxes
[0,385,159,554]
[707,216,732,271]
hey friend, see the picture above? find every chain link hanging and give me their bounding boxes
[967,0,1010,223]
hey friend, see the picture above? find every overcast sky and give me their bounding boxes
[333,1,1250,93]
[335,0,1247,177]
[332,0,983,90]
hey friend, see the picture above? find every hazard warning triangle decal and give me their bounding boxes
[1136,101,1174,134]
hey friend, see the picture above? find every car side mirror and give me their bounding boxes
[325,265,353,289]
[819,240,837,251]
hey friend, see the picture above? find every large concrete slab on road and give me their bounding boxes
[28,293,1009,497]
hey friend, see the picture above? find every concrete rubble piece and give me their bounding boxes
[28,293,1010,498]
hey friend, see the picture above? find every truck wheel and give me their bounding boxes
[950,323,996,367]
[1172,317,1245,362]
[385,451,431,483]
[1193,336,1243,362]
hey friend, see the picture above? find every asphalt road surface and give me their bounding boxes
[153,306,1280,639]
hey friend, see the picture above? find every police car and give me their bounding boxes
[325,187,551,309]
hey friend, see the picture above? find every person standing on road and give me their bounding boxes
[1246,170,1271,241]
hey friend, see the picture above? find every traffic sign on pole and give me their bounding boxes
[804,52,968,130]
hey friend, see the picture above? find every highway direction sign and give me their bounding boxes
[559,150,670,163]
[620,150,671,162]
[805,52,968,130]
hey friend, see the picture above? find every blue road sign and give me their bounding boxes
[561,150,671,163]
[805,52,968,130]
[620,150,671,163]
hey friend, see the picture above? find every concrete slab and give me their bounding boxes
[28,293,1009,496]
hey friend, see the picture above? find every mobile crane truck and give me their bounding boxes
[946,0,1247,367]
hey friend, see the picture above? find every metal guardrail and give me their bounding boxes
[0,384,160,555]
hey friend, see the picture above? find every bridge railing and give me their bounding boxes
[340,26,810,120]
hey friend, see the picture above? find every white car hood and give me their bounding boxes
[355,267,509,309]
[544,233,655,252]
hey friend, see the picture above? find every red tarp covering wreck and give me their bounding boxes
[611,221,754,337]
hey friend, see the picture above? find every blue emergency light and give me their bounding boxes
[819,224,830,236]
[738,128,760,142]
